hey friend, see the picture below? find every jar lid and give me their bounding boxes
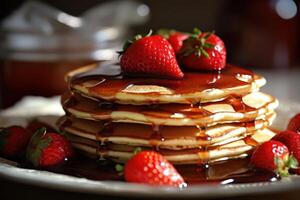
[0,1,149,61]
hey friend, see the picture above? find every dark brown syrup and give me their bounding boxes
[20,155,278,185]
[69,63,256,100]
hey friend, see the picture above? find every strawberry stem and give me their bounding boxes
[115,164,124,172]
[133,147,142,155]
[179,28,216,58]
[274,154,299,177]
[157,29,176,38]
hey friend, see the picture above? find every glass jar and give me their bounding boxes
[0,1,149,108]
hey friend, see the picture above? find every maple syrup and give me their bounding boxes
[69,63,256,102]
[24,155,278,185]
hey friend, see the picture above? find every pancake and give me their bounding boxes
[60,61,278,165]
[67,128,276,164]
[62,91,278,126]
[58,112,275,150]
[66,62,266,105]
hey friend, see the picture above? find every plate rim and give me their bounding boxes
[1,101,300,198]
[1,161,300,198]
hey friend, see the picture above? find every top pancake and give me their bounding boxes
[66,62,266,105]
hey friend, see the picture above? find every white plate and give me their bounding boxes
[1,100,300,198]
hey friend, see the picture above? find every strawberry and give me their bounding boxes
[287,113,300,132]
[178,28,226,71]
[158,30,189,54]
[273,130,300,174]
[124,151,186,187]
[26,128,73,168]
[168,32,189,53]
[0,126,32,158]
[250,140,298,176]
[119,32,184,79]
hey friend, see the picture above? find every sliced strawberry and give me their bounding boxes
[124,151,186,187]
[287,113,300,132]
[0,126,32,158]
[250,140,298,177]
[26,128,73,168]
[120,32,184,79]
[178,28,226,71]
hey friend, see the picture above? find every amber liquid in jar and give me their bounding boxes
[0,60,95,108]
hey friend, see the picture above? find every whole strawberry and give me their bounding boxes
[273,130,300,174]
[178,28,226,71]
[120,32,184,79]
[0,126,32,158]
[26,128,73,168]
[287,113,300,132]
[168,32,189,53]
[250,140,297,176]
[124,151,186,187]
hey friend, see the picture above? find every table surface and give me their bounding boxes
[1,69,300,200]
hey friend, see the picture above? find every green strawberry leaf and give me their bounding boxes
[273,154,298,177]
[287,155,299,169]
[157,29,176,38]
[26,127,48,167]
[133,147,142,155]
[180,28,215,58]
[115,163,124,172]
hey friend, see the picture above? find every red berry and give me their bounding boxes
[287,113,300,132]
[179,29,226,71]
[250,140,297,176]
[26,128,73,168]
[0,126,32,157]
[124,151,186,187]
[272,130,300,174]
[120,34,184,79]
[168,32,189,53]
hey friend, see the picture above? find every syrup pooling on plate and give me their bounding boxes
[68,63,257,101]
[48,156,278,184]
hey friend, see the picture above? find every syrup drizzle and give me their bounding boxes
[54,63,279,185]
[95,121,113,160]
[69,63,256,102]
[62,91,263,124]
[150,124,165,151]
[243,136,260,146]
[195,125,211,141]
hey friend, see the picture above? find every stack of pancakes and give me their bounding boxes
[58,62,278,165]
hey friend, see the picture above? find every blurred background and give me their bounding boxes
[0,0,299,109]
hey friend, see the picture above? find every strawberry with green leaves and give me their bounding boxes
[273,130,300,174]
[178,28,226,71]
[124,151,186,187]
[250,140,298,176]
[158,29,189,53]
[26,128,73,168]
[0,126,32,158]
[119,31,184,79]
